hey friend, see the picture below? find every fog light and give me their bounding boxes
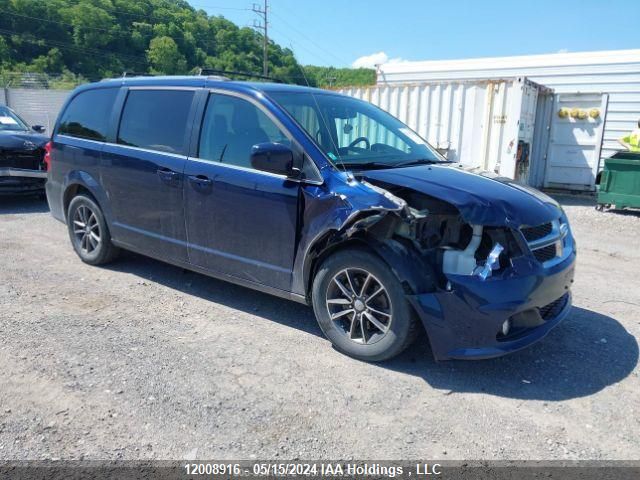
[501,319,511,336]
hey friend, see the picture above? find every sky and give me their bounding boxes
[192,0,640,68]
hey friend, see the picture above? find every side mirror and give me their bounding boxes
[32,125,46,133]
[250,142,298,177]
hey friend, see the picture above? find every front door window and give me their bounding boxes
[199,94,290,168]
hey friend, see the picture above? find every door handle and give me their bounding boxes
[188,175,213,187]
[157,168,180,184]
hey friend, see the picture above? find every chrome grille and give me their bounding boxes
[521,222,552,242]
[533,244,557,263]
[520,218,568,265]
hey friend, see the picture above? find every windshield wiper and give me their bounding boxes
[339,158,450,171]
[392,158,450,167]
[339,161,396,170]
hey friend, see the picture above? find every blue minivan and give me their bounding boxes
[46,75,576,361]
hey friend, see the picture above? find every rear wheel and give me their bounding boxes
[67,194,120,265]
[312,249,419,361]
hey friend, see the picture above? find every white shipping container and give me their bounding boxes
[339,78,547,181]
[376,49,640,187]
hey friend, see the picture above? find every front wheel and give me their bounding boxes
[67,194,120,265]
[312,249,419,361]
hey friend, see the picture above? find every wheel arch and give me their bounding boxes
[305,233,438,302]
[305,235,371,300]
[63,184,97,221]
[61,170,110,224]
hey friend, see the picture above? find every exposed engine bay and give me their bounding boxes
[345,177,524,286]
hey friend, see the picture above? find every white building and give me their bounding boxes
[341,49,640,191]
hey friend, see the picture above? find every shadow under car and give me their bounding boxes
[104,252,639,402]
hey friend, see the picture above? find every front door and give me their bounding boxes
[101,88,196,263]
[184,92,300,291]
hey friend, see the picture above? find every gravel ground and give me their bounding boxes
[0,194,638,461]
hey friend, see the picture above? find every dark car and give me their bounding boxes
[46,76,576,362]
[0,105,49,194]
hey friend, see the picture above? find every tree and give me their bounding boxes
[147,36,187,74]
[29,48,65,73]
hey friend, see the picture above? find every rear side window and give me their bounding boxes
[58,88,118,141]
[117,90,194,154]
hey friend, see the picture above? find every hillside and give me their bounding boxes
[0,0,375,88]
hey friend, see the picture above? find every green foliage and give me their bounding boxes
[303,66,376,88]
[48,70,89,89]
[0,36,10,65]
[147,36,186,74]
[0,0,375,88]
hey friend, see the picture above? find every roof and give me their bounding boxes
[76,75,333,96]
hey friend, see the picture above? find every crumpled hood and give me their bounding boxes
[0,130,48,151]
[360,163,562,227]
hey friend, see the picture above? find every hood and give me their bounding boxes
[0,130,48,151]
[360,164,562,228]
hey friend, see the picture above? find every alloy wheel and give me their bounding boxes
[72,204,101,255]
[325,268,393,345]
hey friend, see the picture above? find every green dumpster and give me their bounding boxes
[596,151,640,211]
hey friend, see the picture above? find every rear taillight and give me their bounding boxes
[43,141,52,171]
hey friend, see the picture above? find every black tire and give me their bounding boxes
[312,248,419,362]
[67,194,120,265]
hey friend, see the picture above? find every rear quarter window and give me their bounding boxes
[57,88,118,141]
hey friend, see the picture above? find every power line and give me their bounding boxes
[0,9,265,53]
[1,9,122,35]
[268,25,338,69]
[62,0,250,23]
[251,1,268,76]
[190,3,251,12]
[3,2,329,71]
[0,28,149,67]
[0,2,336,81]
[0,8,257,44]
[269,9,351,67]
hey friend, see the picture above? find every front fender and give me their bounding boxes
[292,172,409,298]
[364,237,437,295]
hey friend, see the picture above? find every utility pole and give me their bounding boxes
[252,0,268,76]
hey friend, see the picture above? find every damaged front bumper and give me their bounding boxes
[408,249,576,361]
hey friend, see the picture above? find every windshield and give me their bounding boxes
[269,91,446,169]
[0,107,29,132]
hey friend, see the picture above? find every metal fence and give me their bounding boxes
[0,73,77,131]
[2,88,71,131]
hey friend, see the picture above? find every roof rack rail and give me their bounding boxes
[122,71,155,78]
[194,68,281,83]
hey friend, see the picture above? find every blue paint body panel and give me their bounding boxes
[362,164,563,227]
[46,76,577,361]
[409,253,575,360]
[183,158,299,290]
